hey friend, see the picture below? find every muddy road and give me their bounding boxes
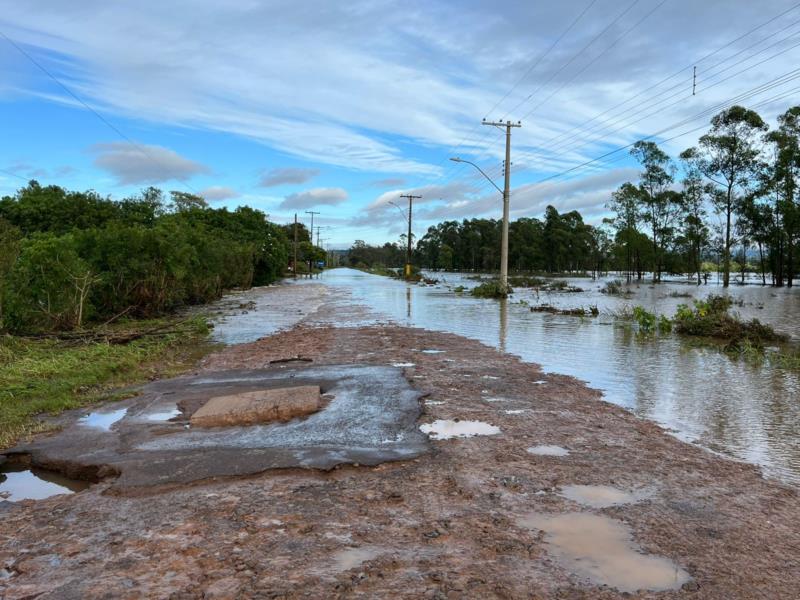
[1,288,800,598]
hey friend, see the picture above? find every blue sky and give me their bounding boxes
[2,0,799,247]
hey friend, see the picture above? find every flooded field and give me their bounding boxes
[274,268,799,486]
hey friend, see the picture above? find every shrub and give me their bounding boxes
[673,294,786,346]
[471,280,512,299]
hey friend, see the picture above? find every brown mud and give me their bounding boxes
[1,322,799,598]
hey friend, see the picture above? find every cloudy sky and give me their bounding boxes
[1,0,799,247]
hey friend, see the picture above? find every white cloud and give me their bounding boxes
[90,142,209,184]
[200,185,240,201]
[279,187,348,209]
[259,167,319,187]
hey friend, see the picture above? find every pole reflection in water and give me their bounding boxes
[499,297,508,353]
[406,285,412,319]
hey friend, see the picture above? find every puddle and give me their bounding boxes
[519,512,690,592]
[391,362,416,368]
[426,400,445,406]
[78,408,127,431]
[484,397,511,403]
[332,546,381,571]
[0,466,90,501]
[419,349,445,354]
[420,419,500,440]
[146,407,181,421]
[560,484,643,508]
[503,409,527,415]
[527,445,570,457]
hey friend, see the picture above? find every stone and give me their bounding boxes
[190,386,322,427]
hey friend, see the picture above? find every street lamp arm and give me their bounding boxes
[387,201,409,219]
[450,157,503,195]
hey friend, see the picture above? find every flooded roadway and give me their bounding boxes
[206,268,800,486]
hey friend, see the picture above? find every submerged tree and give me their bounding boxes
[631,141,679,283]
[685,106,767,287]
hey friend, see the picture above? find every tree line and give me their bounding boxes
[360,104,798,287]
[0,182,295,333]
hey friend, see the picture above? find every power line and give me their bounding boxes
[0,168,30,183]
[433,0,601,185]
[0,29,200,194]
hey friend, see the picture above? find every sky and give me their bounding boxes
[1,0,800,248]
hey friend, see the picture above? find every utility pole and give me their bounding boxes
[304,211,319,278]
[293,213,298,279]
[482,119,521,291]
[399,194,421,279]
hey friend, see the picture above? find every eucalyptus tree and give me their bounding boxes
[630,141,679,283]
[685,106,767,287]
[606,182,643,282]
[765,106,800,286]
[679,149,711,284]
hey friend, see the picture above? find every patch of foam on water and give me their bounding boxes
[78,408,127,431]
[519,512,690,592]
[391,363,416,368]
[420,419,500,440]
[0,468,90,501]
[559,484,644,508]
[527,445,570,457]
[484,397,511,403]
[503,409,527,415]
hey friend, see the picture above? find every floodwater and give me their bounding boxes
[519,512,691,592]
[78,408,128,431]
[0,465,89,501]
[305,269,800,486]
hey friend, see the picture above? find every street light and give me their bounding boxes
[450,156,509,289]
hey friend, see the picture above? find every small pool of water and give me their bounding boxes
[0,466,90,501]
[78,408,127,431]
[519,511,691,592]
[420,419,501,439]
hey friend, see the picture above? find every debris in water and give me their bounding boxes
[559,484,644,508]
[420,419,500,440]
[78,408,127,431]
[527,445,569,457]
[0,467,90,501]
[519,512,691,592]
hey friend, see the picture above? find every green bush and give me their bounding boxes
[673,294,786,346]
[470,280,512,299]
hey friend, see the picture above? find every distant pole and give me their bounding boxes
[693,66,697,96]
[399,194,421,279]
[293,213,298,279]
[305,211,319,277]
[482,119,521,291]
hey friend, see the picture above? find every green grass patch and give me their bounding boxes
[0,316,215,448]
[470,280,511,299]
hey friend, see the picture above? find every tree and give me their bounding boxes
[606,182,642,282]
[630,141,678,282]
[686,106,767,287]
[679,149,711,284]
[765,106,800,286]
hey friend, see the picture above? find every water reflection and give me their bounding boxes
[312,269,800,486]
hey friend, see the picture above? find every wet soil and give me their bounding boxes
[1,323,799,598]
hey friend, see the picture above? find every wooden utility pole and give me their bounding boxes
[399,194,421,279]
[482,119,521,291]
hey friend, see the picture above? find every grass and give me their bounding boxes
[0,316,215,449]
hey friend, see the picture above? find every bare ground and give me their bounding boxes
[1,323,799,599]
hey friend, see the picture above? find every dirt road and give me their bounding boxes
[1,321,799,599]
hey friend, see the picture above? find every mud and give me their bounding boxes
[1,321,799,598]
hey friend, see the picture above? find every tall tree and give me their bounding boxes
[686,105,767,287]
[606,182,642,282]
[679,149,710,284]
[630,141,678,283]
